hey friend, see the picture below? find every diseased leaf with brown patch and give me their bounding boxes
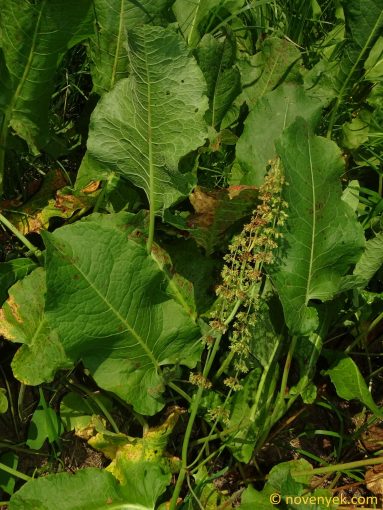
[0,268,71,385]
[188,185,259,253]
[366,464,383,495]
[88,407,184,483]
[7,172,97,235]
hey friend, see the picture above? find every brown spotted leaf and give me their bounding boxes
[188,185,259,254]
[0,268,71,385]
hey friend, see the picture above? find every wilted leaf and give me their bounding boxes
[187,185,258,253]
[366,465,383,496]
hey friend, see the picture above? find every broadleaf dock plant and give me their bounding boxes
[0,1,383,508]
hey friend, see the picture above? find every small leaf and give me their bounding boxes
[0,388,8,414]
[325,356,382,416]
[26,402,61,450]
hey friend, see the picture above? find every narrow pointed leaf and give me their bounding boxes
[196,33,240,128]
[87,25,208,213]
[42,213,201,415]
[90,0,170,94]
[271,118,365,335]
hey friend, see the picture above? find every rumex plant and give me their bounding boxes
[0,1,383,509]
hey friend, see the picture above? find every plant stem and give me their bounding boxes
[0,461,31,482]
[168,381,192,403]
[0,212,41,256]
[292,456,383,477]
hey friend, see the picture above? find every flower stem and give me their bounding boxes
[0,212,41,256]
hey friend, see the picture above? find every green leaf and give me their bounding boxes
[0,452,18,495]
[0,268,72,385]
[9,467,167,510]
[0,0,93,153]
[89,0,170,94]
[271,118,365,335]
[0,258,36,305]
[87,25,208,214]
[339,0,383,85]
[235,83,323,185]
[365,36,383,81]
[60,392,110,435]
[240,460,335,510]
[340,232,383,291]
[325,355,382,416]
[196,33,240,128]
[173,0,245,48]
[42,212,201,415]
[0,388,8,414]
[26,399,61,450]
[238,37,301,110]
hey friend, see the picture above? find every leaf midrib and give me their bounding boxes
[50,238,160,372]
[110,0,125,90]
[305,136,315,306]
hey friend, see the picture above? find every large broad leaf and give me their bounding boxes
[173,0,245,48]
[89,0,170,94]
[41,212,201,415]
[0,258,36,305]
[87,25,208,214]
[9,467,168,510]
[271,118,365,335]
[0,0,93,162]
[235,83,323,185]
[196,33,240,128]
[237,37,301,110]
[0,268,71,385]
